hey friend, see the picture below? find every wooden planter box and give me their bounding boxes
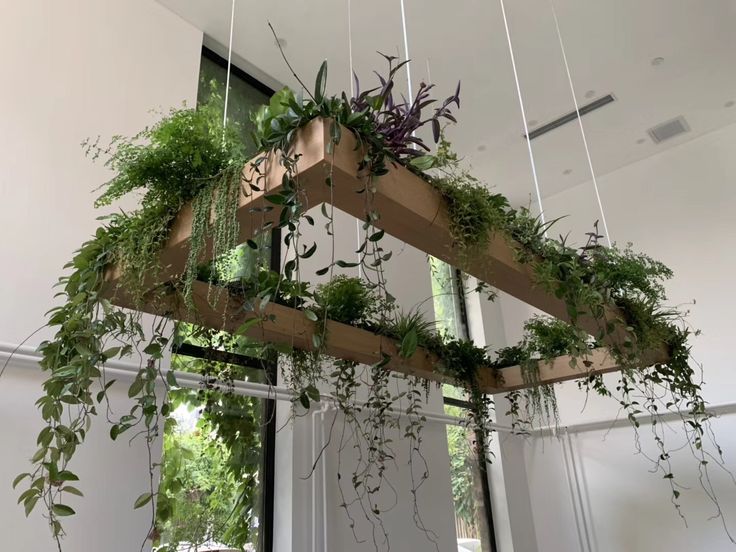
[103,118,669,393]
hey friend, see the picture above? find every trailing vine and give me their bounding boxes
[12,44,734,552]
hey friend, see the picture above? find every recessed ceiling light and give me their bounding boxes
[584,90,596,99]
[651,57,665,66]
[562,169,572,175]
[725,100,735,108]
[477,144,487,152]
[636,138,647,144]
[527,119,538,127]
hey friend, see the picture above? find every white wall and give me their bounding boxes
[0,354,166,552]
[0,1,202,550]
[0,0,202,345]
[494,122,736,551]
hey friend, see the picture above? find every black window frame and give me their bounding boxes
[443,270,499,552]
[169,44,279,552]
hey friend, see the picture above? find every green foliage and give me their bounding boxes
[587,243,672,304]
[21,52,730,550]
[184,162,243,307]
[225,267,311,311]
[250,55,457,175]
[495,316,590,367]
[23,222,163,542]
[21,94,255,543]
[314,275,385,326]
[156,333,264,550]
[155,406,259,550]
[434,339,494,451]
[383,310,438,358]
[430,137,510,251]
[495,317,588,431]
[83,94,246,302]
[446,425,477,526]
[91,95,243,208]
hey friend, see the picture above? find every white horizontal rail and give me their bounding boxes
[533,401,736,436]
[9,342,731,435]
[0,342,512,432]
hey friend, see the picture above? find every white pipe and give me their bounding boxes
[533,400,736,436]
[320,406,329,552]
[311,406,318,552]
[0,342,513,432]
[566,430,592,551]
[558,428,586,552]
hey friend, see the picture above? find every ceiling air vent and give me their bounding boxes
[524,94,616,140]
[647,116,690,144]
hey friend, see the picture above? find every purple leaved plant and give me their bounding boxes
[351,53,460,160]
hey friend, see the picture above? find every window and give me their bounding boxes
[198,48,274,152]
[444,395,498,552]
[431,258,498,552]
[153,46,277,552]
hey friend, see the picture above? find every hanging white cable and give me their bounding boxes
[498,0,547,230]
[391,0,415,262]
[399,0,413,99]
[222,0,237,127]
[548,0,611,246]
[346,0,363,277]
[348,0,355,97]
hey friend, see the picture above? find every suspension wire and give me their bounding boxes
[222,0,236,127]
[389,0,413,261]
[399,0,413,98]
[498,0,547,232]
[348,0,355,96]
[346,0,363,278]
[548,0,611,246]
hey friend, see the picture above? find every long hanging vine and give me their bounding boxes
[9,40,734,552]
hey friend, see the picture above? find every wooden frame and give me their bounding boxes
[103,118,669,392]
[124,281,639,394]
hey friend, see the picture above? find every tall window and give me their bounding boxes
[153,46,277,552]
[432,258,498,552]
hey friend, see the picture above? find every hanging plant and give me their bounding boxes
[10,44,734,552]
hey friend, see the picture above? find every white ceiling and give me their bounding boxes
[157,0,736,206]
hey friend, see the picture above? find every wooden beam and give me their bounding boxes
[101,117,670,390]
[104,118,628,345]
[493,346,668,392]
[122,280,473,389]
[103,119,331,292]
[119,281,667,394]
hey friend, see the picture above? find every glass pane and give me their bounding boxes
[173,322,272,370]
[198,54,271,153]
[446,421,494,552]
[430,257,464,339]
[154,384,264,552]
[196,53,274,285]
